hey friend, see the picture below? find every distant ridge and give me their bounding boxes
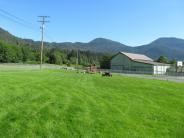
[0,27,184,60]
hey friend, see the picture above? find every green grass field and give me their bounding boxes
[0,69,184,138]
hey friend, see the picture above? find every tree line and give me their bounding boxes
[0,40,176,69]
[0,41,112,68]
[156,56,176,64]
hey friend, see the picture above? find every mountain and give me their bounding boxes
[0,27,184,60]
[0,28,27,45]
[84,38,133,52]
[135,37,184,60]
[21,37,134,52]
[33,38,184,60]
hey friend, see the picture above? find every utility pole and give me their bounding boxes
[76,49,79,72]
[38,16,49,69]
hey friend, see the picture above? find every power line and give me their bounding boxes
[0,9,55,52]
[45,32,55,42]
[0,9,55,42]
[0,12,37,31]
[0,9,39,32]
[38,16,50,69]
[0,8,35,28]
[0,9,55,41]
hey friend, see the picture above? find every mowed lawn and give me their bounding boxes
[0,69,184,138]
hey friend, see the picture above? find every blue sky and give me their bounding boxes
[0,0,184,46]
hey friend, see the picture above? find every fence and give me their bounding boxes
[0,63,70,70]
[1,63,183,82]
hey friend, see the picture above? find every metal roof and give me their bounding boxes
[120,52,170,66]
[134,59,170,66]
[121,52,153,61]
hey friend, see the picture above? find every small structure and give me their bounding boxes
[102,72,112,77]
[86,64,97,74]
[175,61,184,73]
[111,52,170,75]
[177,61,183,67]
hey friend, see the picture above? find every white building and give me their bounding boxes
[177,61,183,67]
[111,52,170,75]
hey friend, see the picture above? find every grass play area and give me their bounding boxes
[0,69,184,138]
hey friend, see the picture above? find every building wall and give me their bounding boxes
[130,61,153,73]
[111,53,153,74]
[111,53,132,70]
[153,65,170,75]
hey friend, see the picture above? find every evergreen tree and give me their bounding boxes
[100,55,112,69]
[157,56,168,63]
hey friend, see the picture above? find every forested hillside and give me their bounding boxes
[0,40,107,66]
[1,27,184,67]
